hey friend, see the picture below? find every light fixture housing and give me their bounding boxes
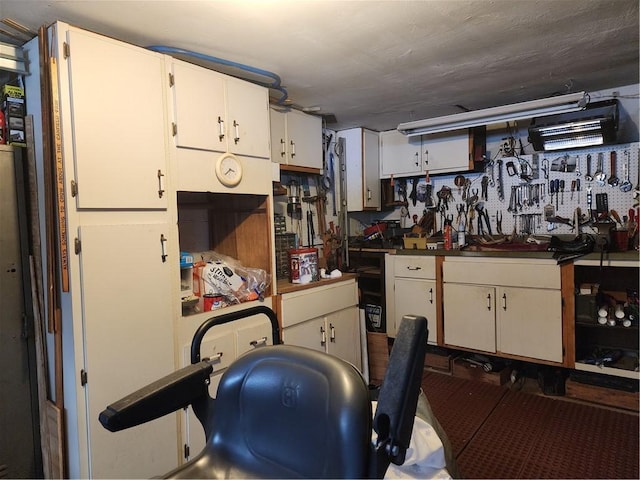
[527,99,618,152]
[397,91,588,137]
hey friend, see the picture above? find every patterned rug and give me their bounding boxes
[422,371,639,479]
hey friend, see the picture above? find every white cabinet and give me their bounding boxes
[421,129,476,174]
[278,279,362,370]
[385,255,438,344]
[64,28,169,209]
[337,128,380,211]
[442,257,563,363]
[181,314,274,460]
[43,22,180,478]
[78,224,177,478]
[380,128,480,178]
[171,59,270,159]
[270,107,322,169]
[380,130,423,177]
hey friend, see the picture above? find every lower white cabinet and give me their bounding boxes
[385,254,438,345]
[181,313,274,461]
[278,279,362,370]
[443,257,563,363]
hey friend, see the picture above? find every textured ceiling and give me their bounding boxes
[1,0,638,132]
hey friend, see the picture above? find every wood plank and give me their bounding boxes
[565,379,639,411]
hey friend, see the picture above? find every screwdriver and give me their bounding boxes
[570,180,576,200]
[560,180,565,205]
[576,178,581,203]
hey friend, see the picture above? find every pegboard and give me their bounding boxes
[393,142,639,237]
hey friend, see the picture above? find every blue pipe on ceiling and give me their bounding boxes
[146,45,289,105]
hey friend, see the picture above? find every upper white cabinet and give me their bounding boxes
[380,128,482,178]
[380,130,423,177]
[270,107,322,170]
[421,129,476,173]
[337,128,380,211]
[171,59,270,159]
[65,29,169,209]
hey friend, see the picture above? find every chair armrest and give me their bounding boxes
[372,314,427,475]
[99,361,213,432]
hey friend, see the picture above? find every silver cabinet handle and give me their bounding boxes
[160,234,168,262]
[157,169,165,198]
[217,116,225,141]
[414,152,419,167]
[429,287,433,304]
[250,336,268,348]
[486,293,492,310]
[330,323,336,342]
[205,352,223,363]
[233,120,240,144]
[280,138,286,157]
[502,293,507,311]
[423,149,429,166]
[407,266,422,271]
[367,188,372,200]
[320,325,326,345]
[290,140,296,157]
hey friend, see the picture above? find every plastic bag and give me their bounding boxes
[192,251,271,305]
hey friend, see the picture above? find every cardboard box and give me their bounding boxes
[2,85,26,146]
[425,350,454,372]
[452,357,512,385]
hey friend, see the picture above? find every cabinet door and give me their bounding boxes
[363,129,381,209]
[66,29,168,209]
[380,130,422,177]
[326,306,362,370]
[78,223,177,478]
[394,278,438,345]
[498,287,563,362]
[225,77,270,159]
[421,129,472,173]
[285,109,322,169]
[171,60,227,152]
[282,316,325,353]
[269,108,287,164]
[443,283,496,352]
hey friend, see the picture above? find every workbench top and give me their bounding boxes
[276,272,358,295]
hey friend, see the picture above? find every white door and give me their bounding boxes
[225,77,270,158]
[79,224,177,478]
[65,29,168,210]
[282,317,325,353]
[285,109,322,169]
[326,307,362,370]
[421,129,471,173]
[443,283,496,352]
[269,108,287,164]
[394,278,438,345]
[171,60,226,152]
[498,287,563,362]
[363,129,381,209]
[380,130,422,177]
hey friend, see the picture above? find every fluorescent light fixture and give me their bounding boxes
[397,91,588,136]
[528,100,618,151]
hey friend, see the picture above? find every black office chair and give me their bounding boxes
[99,306,427,479]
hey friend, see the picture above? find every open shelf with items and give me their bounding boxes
[573,261,639,380]
[177,191,273,317]
[347,248,388,332]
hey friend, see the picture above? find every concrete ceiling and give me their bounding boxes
[1,0,638,132]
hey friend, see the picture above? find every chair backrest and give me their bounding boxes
[167,345,371,479]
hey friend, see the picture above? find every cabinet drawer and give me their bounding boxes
[394,256,436,279]
[280,280,357,328]
[443,258,560,289]
[236,321,273,356]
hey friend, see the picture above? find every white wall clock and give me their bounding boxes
[215,152,243,187]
